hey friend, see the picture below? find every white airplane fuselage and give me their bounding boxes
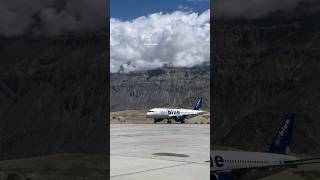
[211,150,297,172]
[146,108,204,119]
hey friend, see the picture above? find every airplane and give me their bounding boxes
[211,113,320,180]
[146,97,204,124]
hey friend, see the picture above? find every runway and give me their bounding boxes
[110,124,210,180]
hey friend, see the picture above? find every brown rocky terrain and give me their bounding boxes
[212,20,320,154]
[110,66,210,112]
[0,32,108,160]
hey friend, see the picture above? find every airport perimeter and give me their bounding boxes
[110,124,210,180]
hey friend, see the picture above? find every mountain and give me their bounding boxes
[0,32,108,160]
[212,20,320,154]
[110,66,210,112]
[0,153,107,180]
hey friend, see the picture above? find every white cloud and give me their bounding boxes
[110,10,210,73]
[178,5,194,12]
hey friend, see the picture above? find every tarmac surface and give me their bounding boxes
[110,124,210,180]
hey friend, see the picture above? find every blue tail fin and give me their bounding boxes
[193,98,203,110]
[269,113,295,154]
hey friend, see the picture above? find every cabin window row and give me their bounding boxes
[224,159,269,164]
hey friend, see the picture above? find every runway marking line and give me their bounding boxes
[110,154,210,165]
[110,161,191,178]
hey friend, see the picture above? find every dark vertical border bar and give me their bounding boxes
[106,0,110,179]
[210,0,214,152]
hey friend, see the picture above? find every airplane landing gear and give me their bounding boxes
[154,119,163,124]
[181,120,185,124]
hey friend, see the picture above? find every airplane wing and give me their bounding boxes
[285,157,320,164]
[168,115,186,120]
[168,113,195,118]
[168,114,188,117]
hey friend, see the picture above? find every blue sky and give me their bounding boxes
[110,0,210,20]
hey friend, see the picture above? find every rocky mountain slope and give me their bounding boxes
[0,153,107,180]
[212,20,320,154]
[110,66,210,112]
[0,32,108,160]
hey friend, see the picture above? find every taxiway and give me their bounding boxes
[110,124,210,180]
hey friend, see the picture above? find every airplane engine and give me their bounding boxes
[211,172,236,180]
[174,116,186,123]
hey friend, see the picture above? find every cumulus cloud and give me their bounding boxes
[0,0,105,37]
[110,10,210,73]
[215,0,319,19]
